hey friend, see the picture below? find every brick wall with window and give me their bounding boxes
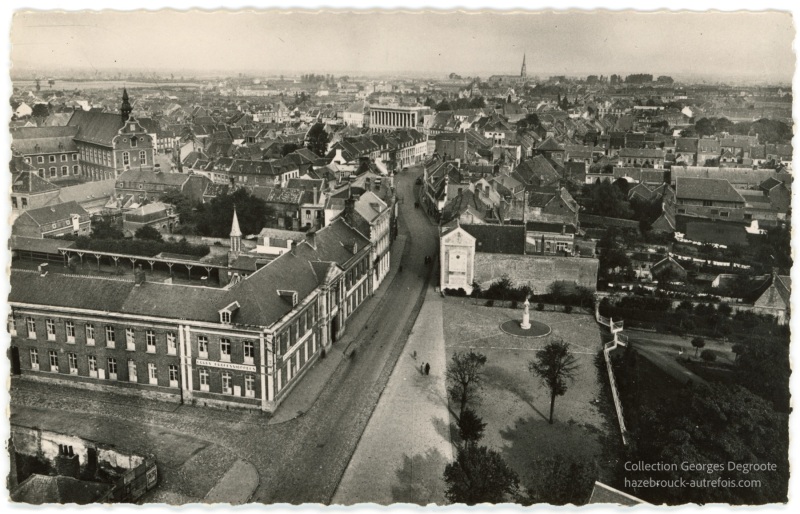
[10,312,181,390]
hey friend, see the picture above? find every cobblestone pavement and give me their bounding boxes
[9,165,438,505]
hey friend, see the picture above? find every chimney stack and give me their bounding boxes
[313,186,319,204]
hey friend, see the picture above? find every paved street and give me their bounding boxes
[333,284,453,505]
[9,164,439,505]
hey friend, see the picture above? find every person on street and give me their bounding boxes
[424,362,430,375]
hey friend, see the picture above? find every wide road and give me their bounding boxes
[9,164,439,505]
[252,164,438,503]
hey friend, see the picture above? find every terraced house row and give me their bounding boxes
[8,218,373,412]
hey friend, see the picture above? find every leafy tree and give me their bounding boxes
[581,180,633,219]
[194,187,268,238]
[280,142,300,156]
[305,123,329,157]
[435,99,452,112]
[735,336,790,412]
[443,445,519,505]
[700,349,717,362]
[468,96,486,108]
[90,216,124,240]
[457,408,486,447]
[691,337,705,357]
[525,457,597,506]
[529,339,579,424]
[31,103,51,118]
[134,225,163,242]
[160,190,196,226]
[619,376,788,505]
[446,351,488,420]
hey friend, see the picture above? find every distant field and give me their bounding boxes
[14,79,203,90]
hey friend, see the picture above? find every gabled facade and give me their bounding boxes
[439,225,477,294]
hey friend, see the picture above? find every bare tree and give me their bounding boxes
[446,350,487,420]
[529,339,579,424]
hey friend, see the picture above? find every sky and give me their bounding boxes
[9,9,796,81]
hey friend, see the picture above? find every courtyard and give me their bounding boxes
[442,298,621,491]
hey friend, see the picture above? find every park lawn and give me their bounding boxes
[442,298,621,493]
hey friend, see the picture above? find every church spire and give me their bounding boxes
[521,53,527,78]
[121,87,132,123]
[230,206,242,253]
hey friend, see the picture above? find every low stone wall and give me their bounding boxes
[474,253,599,293]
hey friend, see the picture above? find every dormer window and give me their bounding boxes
[219,301,240,324]
[278,290,298,307]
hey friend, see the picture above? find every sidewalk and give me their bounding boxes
[332,284,453,505]
[204,459,259,504]
[269,235,408,425]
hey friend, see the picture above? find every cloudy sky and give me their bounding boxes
[10,10,795,80]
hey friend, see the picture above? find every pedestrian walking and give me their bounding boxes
[424,362,430,375]
[420,363,426,375]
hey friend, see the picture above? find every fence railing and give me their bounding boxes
[595,303,630,446]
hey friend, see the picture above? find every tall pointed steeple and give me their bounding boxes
[230,207,242,253]
[521,53,527,78]
[121,87,132,123]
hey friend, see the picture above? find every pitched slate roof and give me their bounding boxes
[462,223,525,255]
[513,155,561,188]
[618,148,666,159]
[223,218,369,327]
[11,474,112,505]
[697,138,720,153]
[16,200,88,226]
[536,136,564,152]
[67,110,127,146]
[675,177,745,203]
[684,220,748,246]
[675,137,699,153]
[117,169,190,187]
[11,172,60,195]
[11,126,79,154]
[353,191,388,224]
[54,179,116,204]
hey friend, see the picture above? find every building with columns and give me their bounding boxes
[8,216,372,413]
[369,105,431,133]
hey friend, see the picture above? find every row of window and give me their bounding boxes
[30,349,180,386]
[12,317,257,363]
[198,368,256,397]
[36,165,80,178]
[121,151,148,167]
[27,154,78,164]
[28,349,257,397]
[81,146,111,167]
[276,304,318,356]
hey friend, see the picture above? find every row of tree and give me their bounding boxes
[443,342,594,505]
[614,348,789,504]
[424,96,487,112]
[686,117,793,144]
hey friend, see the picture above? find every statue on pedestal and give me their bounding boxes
[520,296,531,330]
